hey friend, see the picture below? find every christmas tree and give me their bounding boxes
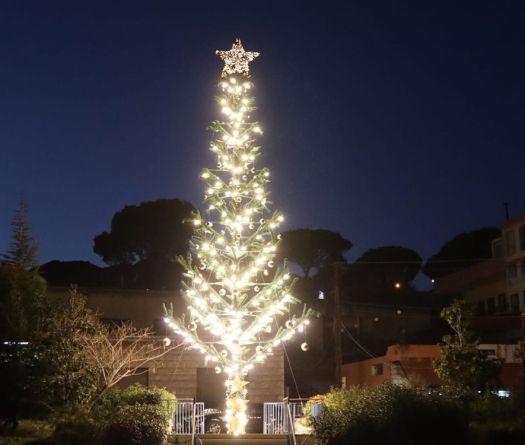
[164,39,316,435]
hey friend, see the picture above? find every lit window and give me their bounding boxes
[371,363,384,376]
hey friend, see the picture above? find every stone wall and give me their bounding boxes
[149,346,284,403]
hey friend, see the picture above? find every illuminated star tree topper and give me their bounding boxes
[163,39,317,435]
[216,38,260,78]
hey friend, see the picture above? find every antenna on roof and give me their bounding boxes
[503,202,510,221]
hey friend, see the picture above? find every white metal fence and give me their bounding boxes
[174,401,205,434]
[263,402,305,434]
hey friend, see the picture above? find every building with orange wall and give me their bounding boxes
[342,344,523,388]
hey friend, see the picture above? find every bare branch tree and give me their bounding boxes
[82,322,183,401]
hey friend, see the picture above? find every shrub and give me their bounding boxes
[307,384,469,445]
[52,413,100,445]
[98,384,176,422]
[103,405,167,445]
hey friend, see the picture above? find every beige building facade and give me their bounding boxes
[47,287,285,406]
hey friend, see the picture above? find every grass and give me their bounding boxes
[0,420,53,445]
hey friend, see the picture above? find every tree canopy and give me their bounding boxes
[94,199,195,265]
[93,199,196,289]
[422,227,500,279]
[352,245,422,287]
[277,228,352,278]
[341,245,422,303]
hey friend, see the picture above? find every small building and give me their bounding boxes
[47,286,285,408]
[342,343,523,388]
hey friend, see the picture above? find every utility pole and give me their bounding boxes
[333,262,343,387]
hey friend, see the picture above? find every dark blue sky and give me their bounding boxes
[1,1,524,285]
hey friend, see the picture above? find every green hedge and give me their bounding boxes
[98,384,177,423]
[50,384,176,445]
[307,384,469,445]
[103,404,167,445]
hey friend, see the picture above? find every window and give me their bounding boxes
[486,297,496,313]
[510,294,519,313]
[476,301,486,315]
[492,238,503,258]
[507,264,518,286]
[497,294,507,312]
[479,349,497,359]
[505,230,516,256]
[519,225,525,251]
[521,262,525,282]
[371,363,384,376]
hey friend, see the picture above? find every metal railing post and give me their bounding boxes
[191,402,197,445]
[286,402,297,445]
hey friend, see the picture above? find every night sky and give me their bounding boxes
[1,1,524,288]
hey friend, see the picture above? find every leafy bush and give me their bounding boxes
[307,385,469,445]
[103,405,167,445]
[47,385,175,445]
[52,412,100,445]
[98,384,176,422]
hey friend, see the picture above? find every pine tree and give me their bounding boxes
[3,197,38,270]
[433,299,500,391]
[164,39,316,435]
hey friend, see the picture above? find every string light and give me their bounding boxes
[163,40,317,435]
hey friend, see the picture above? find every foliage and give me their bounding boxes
[0,419,53,444]
[52,410,101,445]
[39,260,103,288]
[103,404,167,445]
[307,385,468,445]
[31,287,100,410]
[47,385,174,445]
[433,299,500,391]
[351,245,422,289]
[0,199,46,422]
[2,197,38,270]
[93,199,195,289]
[0,265,47,341]
[98,384,176,423]
[277,229,352,278]
[422,227,500,279]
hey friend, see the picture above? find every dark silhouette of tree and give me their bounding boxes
[0,200,46,427]
[93,199,196,289]
[342,246,422,303]
[39,260,103,287]
[277,229,352,278]
[353,245,422,287]
[422,227,500,279]
[2,197,38,270]
[1,197,45,340]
